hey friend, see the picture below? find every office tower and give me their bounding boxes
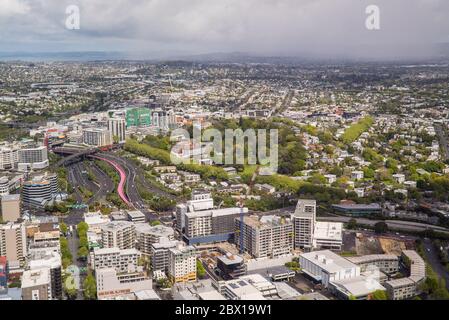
[135,224,175,255]
[21,268,52,300]
[82,128,113,147]
[100,221,136,250]
[0,222,27,267]
[292,199,316,250]
[18,146,49,171]
[1,194,20,222]
[168,244,196,283]
[235,215,294,258]
[22,173,58,208]
[107,117,126,143]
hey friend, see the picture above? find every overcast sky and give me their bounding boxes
[1,0,449,60]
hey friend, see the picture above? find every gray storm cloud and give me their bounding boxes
[0,0,448,59]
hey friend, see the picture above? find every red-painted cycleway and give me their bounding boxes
[90,155,131,206]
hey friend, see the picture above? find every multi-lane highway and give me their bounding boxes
[63,151,177,224]
[97,152,165,221]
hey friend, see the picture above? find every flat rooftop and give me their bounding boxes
[300,250,358,274]
[314,221,342,241]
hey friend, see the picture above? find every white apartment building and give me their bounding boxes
[18,146,49,171]
[151,239,179,273]
[292,199,316,250]
[0,222,27,267]
[82,127,113,147]
[135,224,175,255]
[168,244,197,283]
[107,117,126,143]
[92,247,140,273]
[0,145,19,170]
[101,221,136,250]
[236,215,293,258]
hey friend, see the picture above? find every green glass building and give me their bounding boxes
[126,107,151,127]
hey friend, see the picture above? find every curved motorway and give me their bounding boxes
[90,155,131,206]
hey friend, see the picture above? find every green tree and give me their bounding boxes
[77,246,89,259]
[63,275,78,300]
[346,218,358,230]
[197,260,206,279]
[83,273,97,300]
[150,220,161,226]
[60,222,68,235]
[374,222,388,234]
[370,290,388,300]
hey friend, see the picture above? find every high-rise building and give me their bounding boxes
[126,108,151,128]
[82,128,113,147]
[0,145,19,170]
[1,194,21,223]
[135,224,175,255]
[150,239,178,273]
[235,215,294,258]
[107,117,126,143]
[176,190,247,245]
[22,173,58,208]
[0,222,27,267]
[168,244,197,283]
[17,146,49,171]
[100,221,136,250]
[292,199,316,250]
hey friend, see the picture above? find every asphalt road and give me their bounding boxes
[99,152,174,221]
[423,238,449,291]
[435,123,449,160]
[317,216,449,235]
[67,231,86,300]
[87,161,115,203]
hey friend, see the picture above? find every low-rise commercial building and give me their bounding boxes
[346,254,399,274]
[299,250,360,288]
[96,268,153,300]
[384,250,425,300]
[21,268,52,300]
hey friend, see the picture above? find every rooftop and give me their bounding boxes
[300,250,358,274]
[314,221,342,241]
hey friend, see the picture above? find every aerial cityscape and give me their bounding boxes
[1,0,449,308]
